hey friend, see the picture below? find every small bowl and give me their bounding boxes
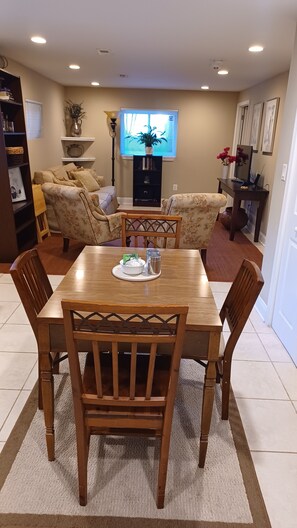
[120,258,145,276]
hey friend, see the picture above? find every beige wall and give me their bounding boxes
[238,72,288,235]
[4,59,289,250]
[5,57,65,174]
[260,27,297,307]
[64,87,238,199]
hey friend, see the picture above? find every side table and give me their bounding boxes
[217,178,269,242]
[32,184,51,243]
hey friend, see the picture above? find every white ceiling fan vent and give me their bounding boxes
[97,49,111,55]
[211,59,223,70]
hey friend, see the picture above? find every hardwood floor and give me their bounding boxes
[0,218,262,282]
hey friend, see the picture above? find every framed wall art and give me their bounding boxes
[262,97,279,154]
[8,167,26,202]
[250,102,263,152]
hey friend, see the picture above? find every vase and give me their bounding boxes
[222,165,229,179]
[145,146,153,155]
[70,118,82,137]
[220,206,248,231]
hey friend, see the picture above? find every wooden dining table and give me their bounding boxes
[37,246,222,467]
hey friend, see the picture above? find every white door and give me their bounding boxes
[272,112,297,364]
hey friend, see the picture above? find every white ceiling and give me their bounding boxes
[1,0,297,92]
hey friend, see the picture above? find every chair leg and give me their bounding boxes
[200,248,207,266]
[126,236,131,247]
[215,360,222,384]
[221,361,231,420]
[38,357,43,410]
[77,426,90,506]
[157,432,171,508]
[63,237,70,252]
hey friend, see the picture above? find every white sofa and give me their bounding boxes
[33,163,118,232]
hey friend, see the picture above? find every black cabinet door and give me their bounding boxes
[133,156,162,207]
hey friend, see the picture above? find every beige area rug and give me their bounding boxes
[0,360,271,528]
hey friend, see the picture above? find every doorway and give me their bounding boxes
[270,110,297,365]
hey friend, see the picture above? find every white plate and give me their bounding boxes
[112,265,161,282]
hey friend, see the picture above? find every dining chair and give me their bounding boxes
[10,248,67,409]
[121,213,182,248]
[62,300,188,508]
[216,259,264,418]
[183,259,264,420]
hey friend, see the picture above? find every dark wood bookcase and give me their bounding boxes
[133,155,162,207]
[0,69,37,262]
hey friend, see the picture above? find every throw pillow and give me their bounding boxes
[69,167,104,188]
[70,170,100,192]
[51,165,69,181]
[34,171,55,184]
[90,171,104,188]
[63,162,77,173]
[53,177,76,187]
[67,166,85,180]
[53,177,84,188]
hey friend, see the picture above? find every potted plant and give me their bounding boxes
[64,99,86,137]
[127,125,167,154]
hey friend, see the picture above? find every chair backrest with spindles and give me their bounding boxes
[121,213,182,248]
[10,248,53,338]
[62,301,188,431]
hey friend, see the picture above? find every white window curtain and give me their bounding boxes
[25,100,43,139]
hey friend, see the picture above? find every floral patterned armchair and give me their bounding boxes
[160,193,227,263]
[42,183,124,252]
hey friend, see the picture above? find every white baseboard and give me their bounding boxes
[118,197,133,206]
[255,294,269,324]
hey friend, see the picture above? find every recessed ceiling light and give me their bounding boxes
[31,36,46,44]
[69,64,80,70]
[218,69,229,75]
[201,85,209,90]
[249,45,264,53]
[91,81,100,86]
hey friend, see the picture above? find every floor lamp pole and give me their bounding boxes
[110,117,117,187]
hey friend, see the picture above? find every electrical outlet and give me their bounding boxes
[173,184,178,191]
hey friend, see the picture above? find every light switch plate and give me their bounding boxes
[281,163,287,181]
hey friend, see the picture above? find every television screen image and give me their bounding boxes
[234,145,253,185]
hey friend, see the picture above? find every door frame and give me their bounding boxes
[266,109,297,325]
[231,100,250,178]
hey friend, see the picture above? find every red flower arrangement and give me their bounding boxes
[216,147,237,166]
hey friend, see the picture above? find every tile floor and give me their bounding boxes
[0,273,297,528]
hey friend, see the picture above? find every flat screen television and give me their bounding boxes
[234,144,253,185]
